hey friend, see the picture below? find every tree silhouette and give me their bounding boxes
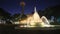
[11,14,21,22]
[0,8,11,24]
[42,5,60,25]
[0,8,11,19]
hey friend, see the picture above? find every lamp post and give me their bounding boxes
[20,1,25,15]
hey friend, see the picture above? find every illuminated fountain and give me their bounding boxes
[19,7,54,27]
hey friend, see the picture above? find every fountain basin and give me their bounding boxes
[15,25,60,30]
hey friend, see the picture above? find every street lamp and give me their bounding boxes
[20,1,25,15]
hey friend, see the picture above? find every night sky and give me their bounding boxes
[0,0,60,15]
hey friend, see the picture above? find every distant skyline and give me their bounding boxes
[0,0,60,15]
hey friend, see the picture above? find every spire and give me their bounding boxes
[34,0,37,13]
[34,7,37,13]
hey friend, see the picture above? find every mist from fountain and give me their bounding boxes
[19,7,55,27]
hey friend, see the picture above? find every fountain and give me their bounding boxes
[19,7,55,27]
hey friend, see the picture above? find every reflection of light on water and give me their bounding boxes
[20,24,55,28]
[20,25,36,28]
[43,25,55,27]
[19,7,51,27]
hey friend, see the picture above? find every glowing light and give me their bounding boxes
[19,7,50,27]
[30,22,36,26]
[20,25,24,27]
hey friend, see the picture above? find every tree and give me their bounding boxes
[38,10,43,17]
[11,14,21,22]
[20,14,27,20]
[45,5,60,18]
[42,5,60,25]
[11,13,27,23]
[0,8,11,24]
[0,8,11,19]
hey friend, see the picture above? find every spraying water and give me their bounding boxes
[20,7,52,27]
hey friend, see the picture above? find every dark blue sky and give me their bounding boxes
[0,0,60,15]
